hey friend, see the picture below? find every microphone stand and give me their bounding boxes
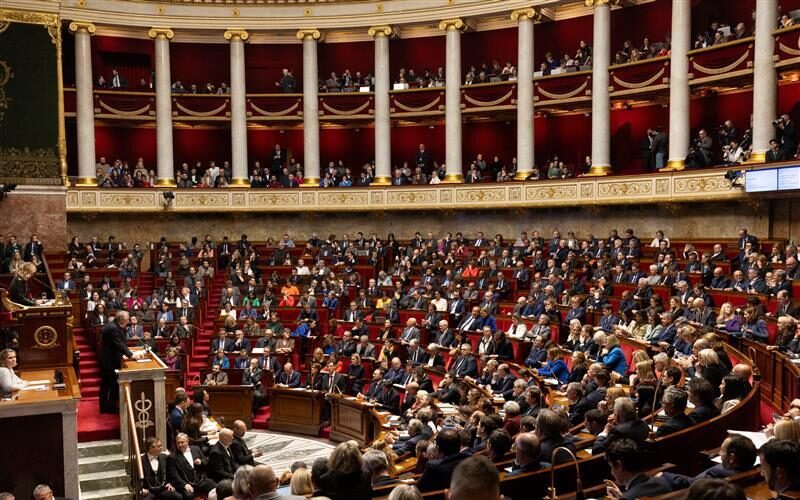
[649,377,663,438]
[548,446,583,500]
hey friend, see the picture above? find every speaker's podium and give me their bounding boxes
[0,291,80,499]
[330,395,386,446]
[269,386,326,436]
[118,347,168,458]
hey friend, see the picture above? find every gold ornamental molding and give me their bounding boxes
[296,28,322,40]
[368,25,393,38]
[439,18,465,31]
[584,0,620,6]
[510,8,541,23]
[66,167,763,214]
[462,89,514,107]
[612,68,665,89]
[148,27,174,40]
[67,20,96,34]
[691,50,751,75]
[223,29,249,41]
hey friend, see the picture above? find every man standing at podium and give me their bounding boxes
[100,311,145,413]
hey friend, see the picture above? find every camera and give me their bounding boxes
[773,118,783,126]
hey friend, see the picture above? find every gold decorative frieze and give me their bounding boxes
[65,167,759,213]
[584,0,620,6]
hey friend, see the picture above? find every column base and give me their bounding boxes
[442,173,464,184]
[371,176,392,186]
[229,178,251,188]
[513,170,532,181]
[660,159,686,172]
[300,177,320,188]
[585,165,611,177]
[746,151,767,164]
[75,177,97,187]
[155,178,177,187]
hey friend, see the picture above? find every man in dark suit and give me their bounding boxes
[231,420,261,466]
[415,143,432,172]
[655,386,694,438]
[100,311,144,413]
[566,382,593,427]
[449,343,478,378]
[55,272,76,292]
[167,433,216,499]
[393,418,427,455]
[375,380,400,414]
[592,398,650,455]
[416,429,470,492]
[277,362,301,388]
[660,434,758,490]
[259,347,281,373]
[688,377,720,424]
[169,393,190,433]
[207,429,236,482]
[605,439,672,499]
[771,290,800,319]
[142,437,182,499]
[507,433,547,481]
[23,234,43,262]
[321,361,347,394]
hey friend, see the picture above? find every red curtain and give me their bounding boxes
[318,41,374,83]
[170,43,230,91]
[246,44,303,93]
[94,125,157,168]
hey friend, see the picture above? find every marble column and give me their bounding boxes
[148,28,176,187]
[512,8,539,180]
[68,22,97,187]
[369,26,393,186]
[439,18,464,183]
[666,0,691,171]
[297,29,322,187]
[587,0,614,176]
[751,0,778,163]
[225,29,250,187]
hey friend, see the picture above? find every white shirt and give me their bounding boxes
[0,366,27,393]
[182,449,194,468]
[148,453,159,473]
[507,323,528,340]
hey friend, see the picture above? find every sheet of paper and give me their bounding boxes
[727,430,769,449]
[25,379,51,385]
[20,385,49,391]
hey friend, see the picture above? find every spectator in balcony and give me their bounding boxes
[217,82,229,94]
[780,14,796,29]
[722,139,747,165]
[171,80,184,93]
[276,68,296,93]
[695,129,714,166]
[326,72,341,92]
[640,37,653,58]
[650,128,667,170]
[773,114,797,158]
[628,48,641,63]
[577,40,592,66]
[110,68,127,88]
[733,22,748,40]
[767,139,786,162]
[547,161,564,179]
[203,82,216,94]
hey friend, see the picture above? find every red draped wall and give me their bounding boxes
[390,125,446,169]
[389,36,446,79]
[94,125,157,167]
[463,121,517,168]
[173,128,231,168]
[170,43,230,91]
[319,41,374,82]
[247,128,303,167]
[92,36,154,88]
[246,44,303,93]
[462,28,518,73]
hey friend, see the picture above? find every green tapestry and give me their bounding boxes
[0,11,61,183]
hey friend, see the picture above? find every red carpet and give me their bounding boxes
[78,397,121,442]
[253,406,271,429]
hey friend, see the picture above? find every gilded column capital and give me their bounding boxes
[368,25,394,38]
[438,18,465,31]
[68,21,96,34]
[148,27,174,40]
[584,0,619,7]
[224,29,249,41]
[296,29,322,41]
[510,8,541,22]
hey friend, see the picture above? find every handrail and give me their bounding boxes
[124,383,145,499]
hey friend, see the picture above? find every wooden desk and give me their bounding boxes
[0,367,80,499]
[201,385,254,429]
[269,387,326,437]
[330,395,385,446]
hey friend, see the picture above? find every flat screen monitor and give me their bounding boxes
[745,169,778,192]
[777,166,800,191]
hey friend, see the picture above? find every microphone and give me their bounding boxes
[548,446,583,500]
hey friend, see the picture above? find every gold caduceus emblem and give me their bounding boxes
[135,392,154,445]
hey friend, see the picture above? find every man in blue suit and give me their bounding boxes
[169,393,189,431]
[277,362,301,388]
[449,343,478,378]
[649,312,677,348]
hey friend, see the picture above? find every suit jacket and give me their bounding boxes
[416,451,471,492]
[400,326,420,342]
[655,412,694,438]
[355,343,376,359]
[141,453,172,493]
[278,370,301,388]
[167,446,208,489]
[204,371,228,385]
[169,406,185,431]
[321,372,347,393]
[207,442,236,481]
[621,474,673,500]
[101,321,134,371]
[592,419,650,454]
[376,388,400,414]
[231,435,256,466]
[688,403,720,424]
[449,355,478,378]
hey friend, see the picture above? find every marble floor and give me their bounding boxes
[244,430,335,475]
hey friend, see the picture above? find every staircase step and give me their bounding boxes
[80,469,130,491]
[80,486,132,500]
[79,454,126,474]
[78,439,122,458]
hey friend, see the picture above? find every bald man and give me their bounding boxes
[447,455,501,500]
[248,464,306,499]
[231,420,262,466]
[208,428,236,482]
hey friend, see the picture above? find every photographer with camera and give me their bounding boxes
[722,139,746,165]
[717,120,739,147]
[692,129,713,167]
[773,114,796,159]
